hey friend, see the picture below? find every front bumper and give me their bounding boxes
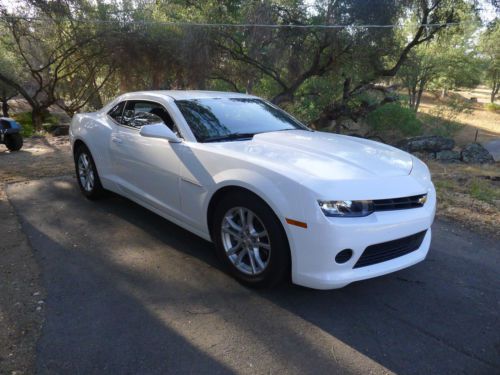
[288,185,436,290]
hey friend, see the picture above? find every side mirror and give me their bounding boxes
[139,123,181,143]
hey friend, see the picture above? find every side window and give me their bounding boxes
[107,101,126,123]
[122,101,176,130]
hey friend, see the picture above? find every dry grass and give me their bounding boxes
[428,161,500,237]
[417,87,500,237]
[418,87,500,146]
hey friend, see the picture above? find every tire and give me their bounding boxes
[74,144,105,200]
[4,133,23,151]
[212,191,290,288]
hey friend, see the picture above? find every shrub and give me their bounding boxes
[11,111,59,137]
[366,103,422,138]
[418,113,463,138]
[12,112,35,137]
[484,102,500,112]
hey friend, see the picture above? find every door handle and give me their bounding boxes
[111,136,123,144]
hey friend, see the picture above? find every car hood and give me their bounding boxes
[210,130,413,181]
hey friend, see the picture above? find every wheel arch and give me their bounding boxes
[206,185,259,236]
[72,139,105,182]
[72,138,87,160]
[205,183,294,261]
[206,184,294,278]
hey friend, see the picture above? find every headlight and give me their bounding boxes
[318,200,374,217]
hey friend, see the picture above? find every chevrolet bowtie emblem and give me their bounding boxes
[418,195,428,205]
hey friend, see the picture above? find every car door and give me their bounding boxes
[109,100,184,217]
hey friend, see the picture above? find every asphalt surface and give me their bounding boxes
[6,177,500,375]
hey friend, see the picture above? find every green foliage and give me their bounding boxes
[479,20,500,102]
[12,112,34,137]
[0,0,485,139]
[12,112,59,137]
[288,77,339,124]
[484,102,500,112]
[367,103,422,138]
[356,91,382,107]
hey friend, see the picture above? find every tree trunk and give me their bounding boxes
[151,66,163,89]
[1,99,8,117]
[246,79,254,94]
[414,86,424,113]
[407,87,414,108]
[31,108,44,131]
[409,87,418,110]
[491,81,499,103]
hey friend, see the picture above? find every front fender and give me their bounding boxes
[203,168,308,274]
[207,168,306,225]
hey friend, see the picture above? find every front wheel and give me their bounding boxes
[4,133,23,151]
[74,145,105,200]
[212,191,290,288]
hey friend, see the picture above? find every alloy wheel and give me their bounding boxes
[78,153,95,192]
[221,207,271,275]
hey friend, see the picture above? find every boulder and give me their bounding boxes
[398,135,455,153]
[341,118,361,132]
[43,123,69,136]
[52,125,69,136]
[461,143,495,164]
[436,150,461,163]
[413,151,436,160]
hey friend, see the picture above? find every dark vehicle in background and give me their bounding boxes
[0,117,23,151]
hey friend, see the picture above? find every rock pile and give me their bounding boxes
[398,136,495,164]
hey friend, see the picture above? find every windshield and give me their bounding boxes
[174,98,308,142]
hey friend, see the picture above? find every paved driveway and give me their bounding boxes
[7,177,500,374]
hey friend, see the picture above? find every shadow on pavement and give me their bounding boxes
[8,177,500,374]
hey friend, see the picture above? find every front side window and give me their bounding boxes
[122,101,175,129]
[174,98,308,142]
[107,101,126,123]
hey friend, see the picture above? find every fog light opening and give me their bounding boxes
[335,249,353,264]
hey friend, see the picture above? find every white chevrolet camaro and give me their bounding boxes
[70,90,436,289]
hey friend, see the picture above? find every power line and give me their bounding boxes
[0,15,463,29]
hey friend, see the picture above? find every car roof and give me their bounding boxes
[123,90,258,101]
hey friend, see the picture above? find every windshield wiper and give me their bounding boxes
[202,133,256,143]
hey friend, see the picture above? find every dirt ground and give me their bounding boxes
[0,188,45,375]
[0,137,73,185]
[0,137,72,375]
[428,161,500,235]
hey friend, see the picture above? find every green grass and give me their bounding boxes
[469,179,500,204]
[484,102,500,112]
[434,179,458,192]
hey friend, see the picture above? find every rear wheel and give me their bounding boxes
[4,133,23,151]
[212,191,290,288]
[74,145,105,200]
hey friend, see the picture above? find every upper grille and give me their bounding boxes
[373,194,427,212]
[353,230,427,268]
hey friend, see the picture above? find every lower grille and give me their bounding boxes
[353,230,427,268]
